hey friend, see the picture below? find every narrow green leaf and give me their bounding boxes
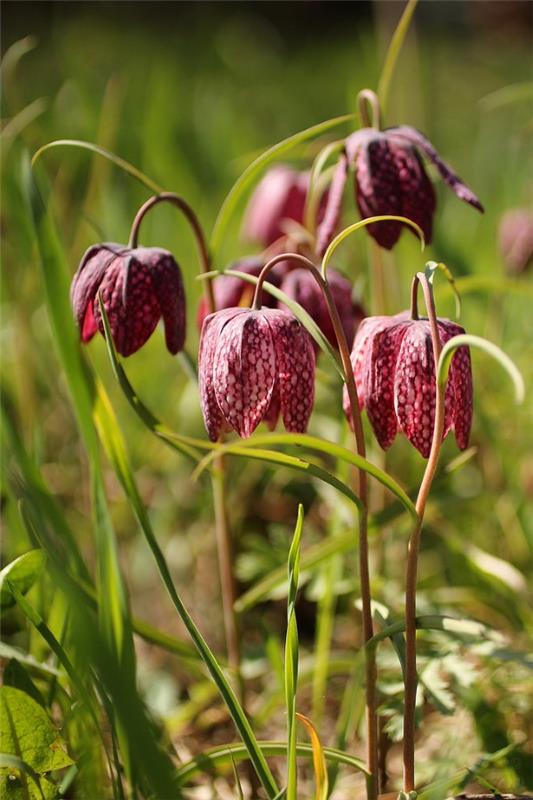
[321,215,424,276]
[202,444,362,510]
[377,0,419,115]
[175,741,369,786]
[437,334,525,404]
[192,432,417,520]
[31,139,163,194]
[285,507,303,800]
[210,113,355,256]
[0,551,46,609]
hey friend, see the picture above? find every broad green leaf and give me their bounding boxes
[437,334,525,404]
[193,432,417,520]
[0,753,58,800]
[175,741,368,786]
[32,139,163,194]
[0,687,73,777]
[295,714,329,800]
[210,113,355,256]
[0,551,45,609]
[3,661,46,709]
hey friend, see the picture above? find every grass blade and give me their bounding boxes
[285,507,303,800]
[31,139,163,194]
[295,713,329,800]
[210,113,355,256]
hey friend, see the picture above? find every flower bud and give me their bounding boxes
[498,208,533,276]
[243,165,328,247]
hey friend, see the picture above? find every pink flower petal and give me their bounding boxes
[213,311,277,439]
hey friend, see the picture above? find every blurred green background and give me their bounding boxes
[2,1,532,795]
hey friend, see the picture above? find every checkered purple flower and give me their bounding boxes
[71,243,186,357]
[343,313,473,457]
[199,307,315,441]
[317,126,484,253]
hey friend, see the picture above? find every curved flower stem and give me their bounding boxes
[128,192,216,313]
[403,272,446,792]
[254,253,378,800]
[129,194,242,694]
[357,89,382,131]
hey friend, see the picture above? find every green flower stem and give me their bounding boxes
[403,272,446,792]
[129,193,241,692]
[253,253,378,800]
[357,89,382,130]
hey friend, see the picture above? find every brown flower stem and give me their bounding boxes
[129,194,242,694]
[254,253,378,800]
[357,89,382,130]
[128,192,216,313]
[403,272,446,792]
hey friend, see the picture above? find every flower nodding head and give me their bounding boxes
[344,313,472,457]
[317,126,484,254]
[242,165,328,248]
[71,243,186,357]
[199,307,315,441]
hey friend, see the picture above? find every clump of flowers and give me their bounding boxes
[71,243,186,357]
[198,307,315,441]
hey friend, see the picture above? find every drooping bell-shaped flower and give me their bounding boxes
[279,267,365,350]
[243,165,328,248]
[343,313,472,457]
[196,257,287,330]
[71,243,186,357]
[317,126,484,253]
[199,307,315,441]
[498,209,533,276]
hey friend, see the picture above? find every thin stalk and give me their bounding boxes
[128,192,215,312]
[377,0,419,117]
[402,272,446,792]
[357,89,382,130]
[129,193,241,688]
[253,253,378,800]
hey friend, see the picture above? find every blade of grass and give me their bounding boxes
[295,713,329,800]
[377,0,419,115]
[31,139,163,194]
[175,741,368,786]
[191,432,417,520]
[285,507,303,800]
[210,113,355,257]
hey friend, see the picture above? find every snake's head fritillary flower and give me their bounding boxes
[343,313,472,457]
[71,243,186,357]
[279,267,365,350]
[196,257,287,330]
[317,126,484,254]
[243,165,328,247]
[199,307,315,441]
[499,208,533,276]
